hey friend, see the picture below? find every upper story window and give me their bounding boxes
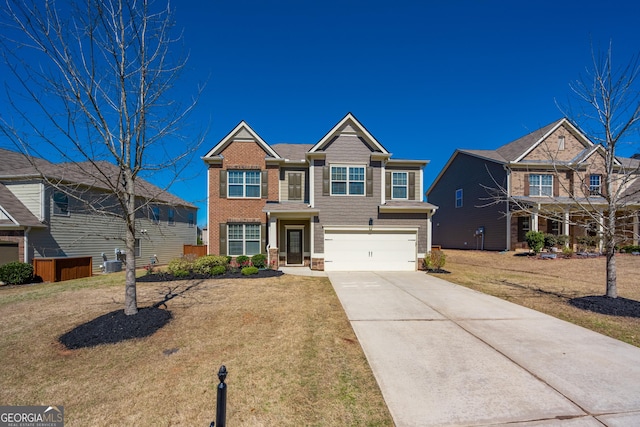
[455,188,463,208]
[188,212,195,228]
[168,208,175,225]
[529,174,553,196]
[228,170,261,198]
[392,172,408,199]
[134,238,141,257]
[589,174,602,196]
[331,165,365,196]
[228,223,261,256]
[151,206,160,224]
[53,191,69,216]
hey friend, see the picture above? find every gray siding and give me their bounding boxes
[313,135,429,254]
[428,153,507,250]
[29,186,197,272]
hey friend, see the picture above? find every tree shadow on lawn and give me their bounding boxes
[568,296,640,318]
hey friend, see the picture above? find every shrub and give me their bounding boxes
[543,233,557,250]
[562,246,574,258]
[620,245,640,254]
[193,255,229,274]
[235,255,251,267]
[241,266,259,276]
[251,253,267,269]
[525,231,545,254]
[167,257,193,277]
[424,250,446,271]
[556,234,569,248]
[0,261,34,285]
[210,265,227,276]
[577,235,600,252]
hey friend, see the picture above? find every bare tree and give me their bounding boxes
[564,45,640,298]
[0,0,204,314]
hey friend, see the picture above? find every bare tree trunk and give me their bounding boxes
[605,208,618,298]
[124,171,138,315]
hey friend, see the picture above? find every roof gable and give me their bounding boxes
[309,113,389,155]
[204,121,280,159]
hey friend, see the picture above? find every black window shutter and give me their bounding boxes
[261,223,267,254]
[409,172,416,200]
[323,166,330,196]
[385,172,391,199]
[219,223,227,256]
[261,170,268,199]
[366,167,373,197]
[219,170,227,198]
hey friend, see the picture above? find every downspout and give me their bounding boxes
[24,227,31,264]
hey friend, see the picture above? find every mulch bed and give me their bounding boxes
[568,296,640,318]
[59,307,172,349]
[136,269,284,282]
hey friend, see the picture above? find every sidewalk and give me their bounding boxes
[328,271,640,427]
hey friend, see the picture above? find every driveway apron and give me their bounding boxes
[328,271,640,427]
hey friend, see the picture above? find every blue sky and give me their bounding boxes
[3,1,640,226]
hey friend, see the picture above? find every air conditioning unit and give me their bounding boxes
[104,260,123,273]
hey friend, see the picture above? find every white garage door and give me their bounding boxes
[324,230,416,271]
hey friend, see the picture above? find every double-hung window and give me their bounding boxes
[331,166,365,195]
[228,170,261,198]
[167,208,175,225]
[455,188,463,208]
[53,191,69,216]
[589,174,602,196]
[228,224,261,256]
[151,206,160,224]
[392,172,408,199]
[529,174,553,196]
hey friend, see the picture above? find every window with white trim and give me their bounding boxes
[228,170,261,198]
[529,174,553,196]
[228,224,261,256]
[188,212,195,228]
[455,188,463,208]
[331,166,365,195]
[53,191,69,216]
[392,172,408,199]
[558,136,565,151]
[150,206,160,224]
[589,174,602,196]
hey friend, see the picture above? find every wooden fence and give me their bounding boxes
[183,244,207,258]
[33,256,93,283]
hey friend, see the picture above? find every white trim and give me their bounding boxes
[309,113,389,154]
[323,225,419,232]
[309,162,315,207]
[329,164,366,196]
[391,171,409,200]
[204,121,280,159]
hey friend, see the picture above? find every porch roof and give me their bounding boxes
[262,202,320,216]
[511,195,614,209]
[379,200,438,213]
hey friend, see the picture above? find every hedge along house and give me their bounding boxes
[0,148,198,272]
[204,113,438,271]
[426,118,640,251]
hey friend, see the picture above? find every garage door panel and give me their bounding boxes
[324,231,416,272]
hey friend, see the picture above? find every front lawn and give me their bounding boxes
[0,272,393,426]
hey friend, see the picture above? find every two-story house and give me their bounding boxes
[427,118,640,251]
[204,113,438,271]
[0,148,198,272]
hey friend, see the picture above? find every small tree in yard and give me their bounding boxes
[525,231,545,254]
[0,0,204,315]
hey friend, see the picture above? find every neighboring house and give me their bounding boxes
[0,148,198,271]
[427,118,640,251]
[204,113,438,271]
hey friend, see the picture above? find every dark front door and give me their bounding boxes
[286,229,303,265]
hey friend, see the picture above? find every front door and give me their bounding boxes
[286,229,303,265]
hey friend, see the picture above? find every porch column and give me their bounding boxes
[598,210,604,253]
[634,211,639,246]
[426,212,433,253]
[268,215,278,267]
[531,208,539,232]
[564,209,570,247]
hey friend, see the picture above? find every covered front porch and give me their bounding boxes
[263,202,319,269]
[509,197,640,252]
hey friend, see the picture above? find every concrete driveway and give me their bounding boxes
[328,271,640,427]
